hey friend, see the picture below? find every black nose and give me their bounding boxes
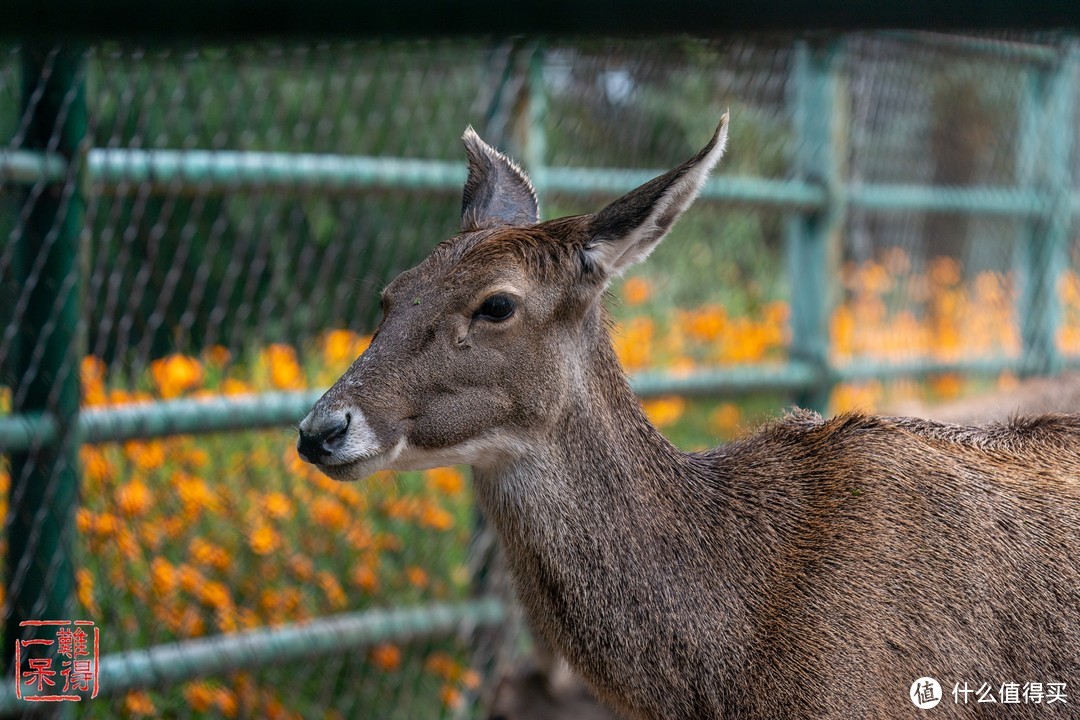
[297,413,350,463]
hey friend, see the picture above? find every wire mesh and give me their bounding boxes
[0,33,1077,718]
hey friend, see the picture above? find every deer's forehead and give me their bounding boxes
[383,251,524,307]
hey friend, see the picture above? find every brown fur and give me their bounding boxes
[300,118,1080,719]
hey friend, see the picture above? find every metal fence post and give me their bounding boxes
[787,40,844,412]
[1019,42,1076,377]
[4,43,86,688]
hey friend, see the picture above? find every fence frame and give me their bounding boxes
[1,34,1079,710]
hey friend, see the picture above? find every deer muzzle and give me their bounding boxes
[297,401,405,481]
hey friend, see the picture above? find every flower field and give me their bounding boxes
[0,249,1076,716]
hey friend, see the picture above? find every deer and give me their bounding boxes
[297,115,1080,719]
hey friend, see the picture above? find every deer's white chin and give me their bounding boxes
[315,437,406,482]
[316,432,530,482]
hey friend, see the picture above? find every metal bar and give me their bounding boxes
[845,184,1046,216]
[543,169,828,208]
[78,390,323,444]
[786,40,844,412]
[882,31,1062,66]
[0,149,68,184]
[85,147,831,208]
[4,45,86,698]
[835,356,1023,382]
[0,412,58,452]
[0,391,319,452]
[88,148,467,193]
[9,354,1078,453]
[631,363,819,398]
[0,598,506,713]
[1019,46,1075,377]
[0,146,1060,217]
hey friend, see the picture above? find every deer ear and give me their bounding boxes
[461,127,540,231]
[583,114,728,277]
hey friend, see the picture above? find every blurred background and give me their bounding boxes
[1,32,1078,717]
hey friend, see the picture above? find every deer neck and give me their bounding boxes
[473,314,688,544]
[471,315,762,683]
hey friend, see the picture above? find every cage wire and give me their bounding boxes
[0,33,1077,718]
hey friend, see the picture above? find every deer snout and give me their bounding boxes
[296,410,351,463]
[297,401,387,470]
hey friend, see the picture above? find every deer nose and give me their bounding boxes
[296,412,351,463]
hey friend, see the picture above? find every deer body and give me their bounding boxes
[299,117,1080,718]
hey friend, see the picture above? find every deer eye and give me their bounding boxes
[474,294,516,322]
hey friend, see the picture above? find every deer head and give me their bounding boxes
[298,115,729,481]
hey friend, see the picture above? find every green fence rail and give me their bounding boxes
[2,33,1079,716]
[0,598,505,713]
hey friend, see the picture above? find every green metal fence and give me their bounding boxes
[0,34,1078,717]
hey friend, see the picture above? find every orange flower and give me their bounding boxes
[202,345,232,368]
[264,344,305,390]
[80,356,108,406]
[213,688,239,718]
[82,511,120,537]
[370,644,402,672]
[198,580,232,609]
[930,373,963,400]
[406,566,429,589]
[248,524,280,556]
[80,446,114,484]
[418,501,454,531]
[321,330,371,366]
[181,446,210,468]
[310,496,350,531]
[150,557,178,596]
[173,472,223,516]
[612,317,654,371]
[345,523,374,551]
[317,571,347,609]
[123,440,166,471]
[286,553,315,582]
[183,682,216,712]
[461,669,482,690]
[929,256,961,287]
[642,396,686,428]
[426,466,465,496]
[221,378,253,396]
[150,354,204,399]
[709,402,742,436]
[116,479,153,517]
[684,305,726,343]
[351,563,379,593]
[76,568,98,615]
[830,382,882,414]
[177,563,205,594]
[189,538,231,572]
[440,685,464,710]
[263,492,294,520]
[425,652,459,680]
[124,690,157,716]
[622,276,653,306]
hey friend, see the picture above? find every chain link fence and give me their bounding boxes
[0,34,1077,718]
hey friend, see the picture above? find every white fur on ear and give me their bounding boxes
[584,113,729,277]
